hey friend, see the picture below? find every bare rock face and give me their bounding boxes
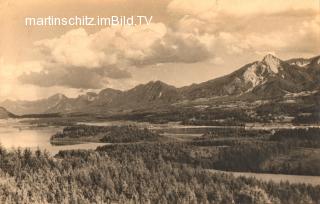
[262,54,281,73]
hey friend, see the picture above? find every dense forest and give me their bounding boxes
[98,139,320,176]
[52,125,320,176]
[105,107,256,125]
[270,128,320,142]
[0,145,319,204]
[269,128,320,148]
[51,125,161,143]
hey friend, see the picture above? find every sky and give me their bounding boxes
[0,0,319,100]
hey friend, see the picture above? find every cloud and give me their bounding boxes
[19,64,131,89]
[0,59,45,99]
[168,0,318,35]
[35,28,108,68]
[221,13,320,56]
[35,24,210,67]
[283,14,320,54]
[131,32,210,66]
[167,0,216,16]
[168,0,318,16]
[20,22,211,88]
[167,0,320,58]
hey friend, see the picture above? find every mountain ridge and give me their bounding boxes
[1,54,319,115]
[0,107,15,119]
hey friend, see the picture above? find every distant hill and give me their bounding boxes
[1,54,319,115]
[0,107,15,119]
[0,94,68,115]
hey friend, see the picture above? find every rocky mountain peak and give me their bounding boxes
[262,54,282,73]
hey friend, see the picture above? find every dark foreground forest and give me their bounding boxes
[0,143,320,204]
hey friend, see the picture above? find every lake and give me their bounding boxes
[0,119,106,155]
[1,119,320,186]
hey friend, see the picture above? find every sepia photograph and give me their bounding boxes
[0,0,320,203]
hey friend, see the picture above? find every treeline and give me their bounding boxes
[52,125,114,139]
[197,128,270,140]
[212,141,320,175]
[51,125,160,143]
[0,145,319,203]
[293,113,320,124]
[51,125,320,176]
[107,107,257,125]
[204,139,320,176]
[100,126,159,143]
[270,128,320,142]
[270,128,320,148]
[98,139,320,176]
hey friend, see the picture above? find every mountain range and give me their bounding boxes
[1,54,319,115]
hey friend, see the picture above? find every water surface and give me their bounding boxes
[0,119,106,155]
[2,119,320,186]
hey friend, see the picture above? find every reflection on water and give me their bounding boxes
[0,119,105,155]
